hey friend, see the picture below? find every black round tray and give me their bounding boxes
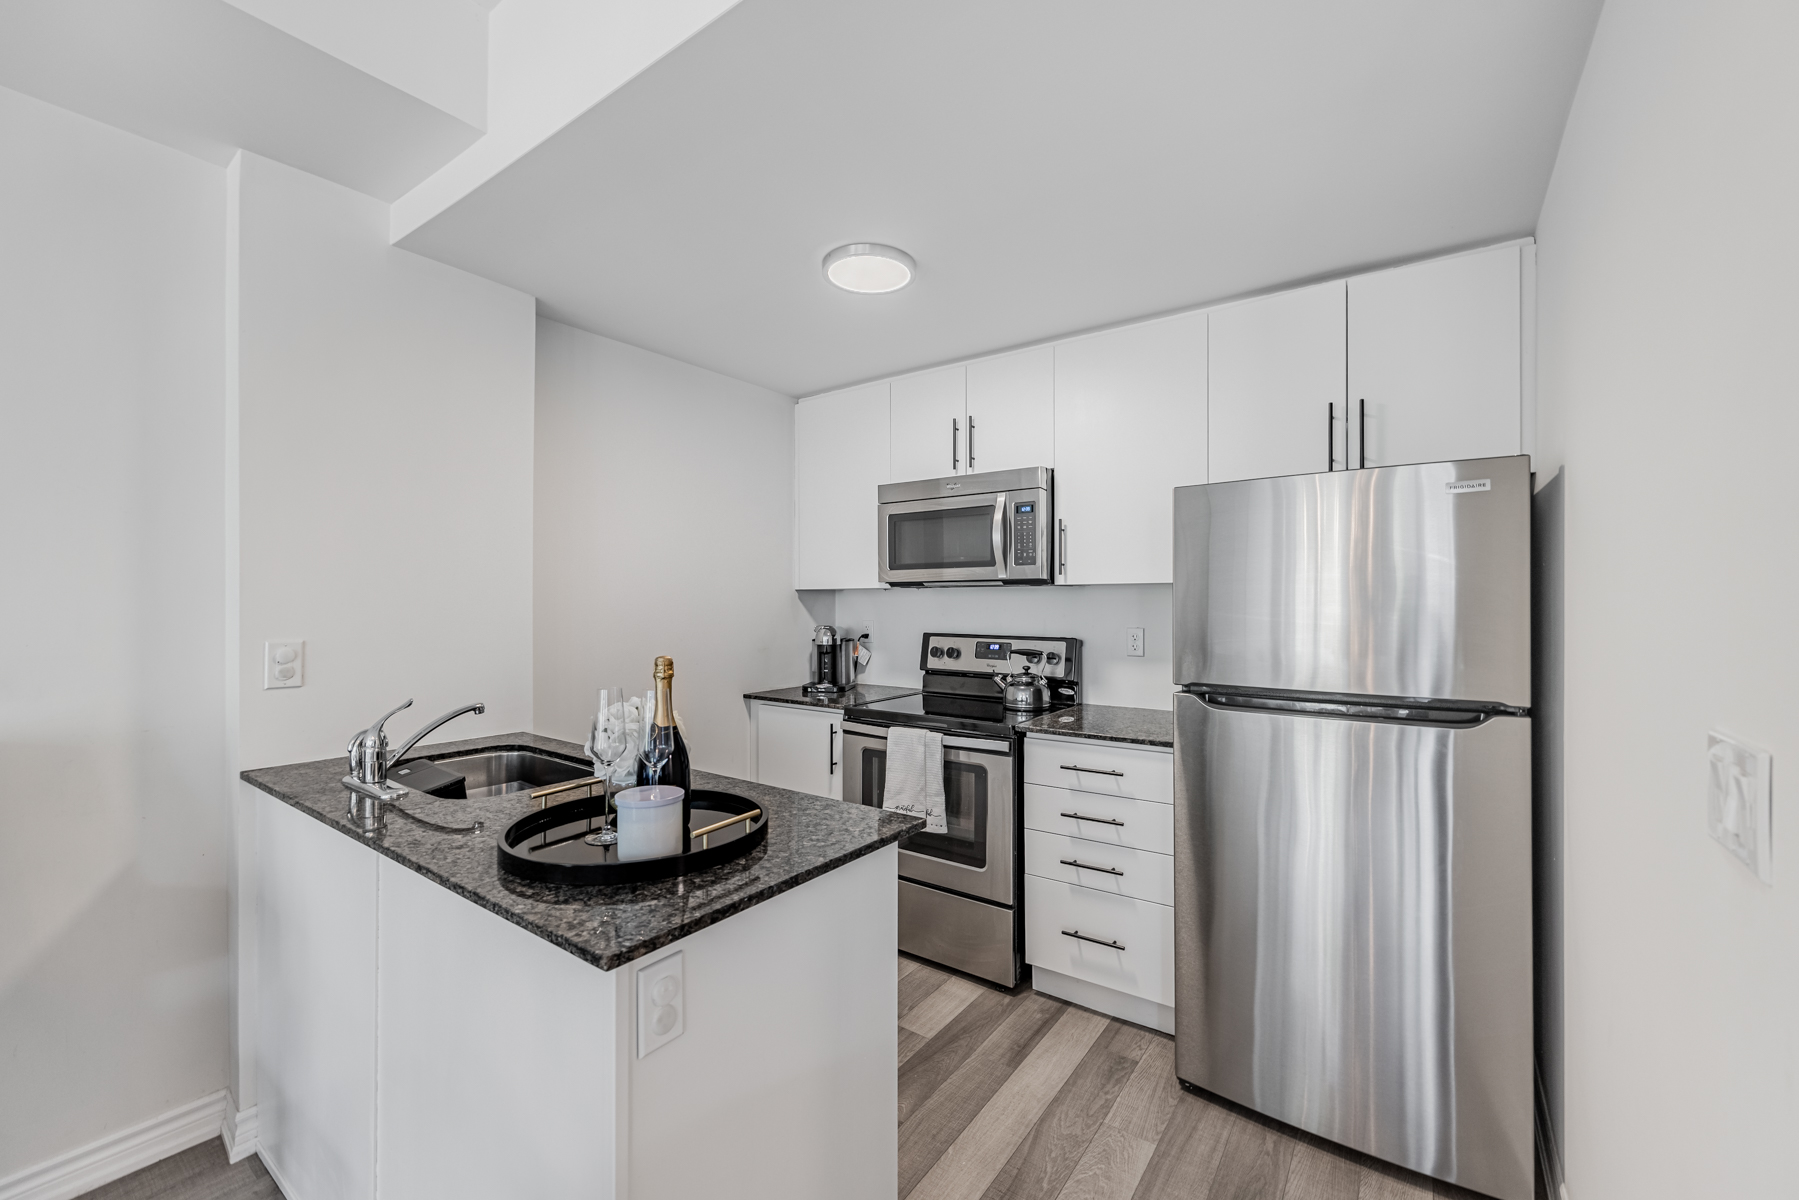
[497,789,767,886]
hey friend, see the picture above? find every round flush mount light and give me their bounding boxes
[823,243,916,294]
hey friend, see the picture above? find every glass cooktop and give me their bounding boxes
[846,689,1073,738]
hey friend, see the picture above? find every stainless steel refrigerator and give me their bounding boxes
[1172,456,1533,1200]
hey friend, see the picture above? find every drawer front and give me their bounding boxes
[1024,830,1174,906]
[1025,877,1173,1007]
[1023,784,1174,855]
[1023,737,1173,803]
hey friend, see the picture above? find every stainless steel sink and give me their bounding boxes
[390,749,591,801]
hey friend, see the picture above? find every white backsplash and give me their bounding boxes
[824,584,1175,710]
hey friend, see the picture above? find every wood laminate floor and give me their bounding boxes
[74,1140,278,1200]
[898,955,1507,1200]
[84,955,1514,1200]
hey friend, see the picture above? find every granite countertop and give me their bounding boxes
[744,683,920,710]
[240,731,922,971]
[1023,703,1174,748]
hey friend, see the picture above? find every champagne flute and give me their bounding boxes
[583,687,629,847]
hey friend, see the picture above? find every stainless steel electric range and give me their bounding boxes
[843,632,1082,987]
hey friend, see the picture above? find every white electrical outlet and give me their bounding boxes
[637,951,684,1057]
[1707,731,1772,884]
[264,640,305,689]
[1126,627,1145,657]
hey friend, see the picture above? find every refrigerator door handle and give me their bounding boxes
[1187,689,1505,729]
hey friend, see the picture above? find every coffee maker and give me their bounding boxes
[804,625,870,694]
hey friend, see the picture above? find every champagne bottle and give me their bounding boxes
[635,655,692,795]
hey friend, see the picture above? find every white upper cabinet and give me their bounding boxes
[1053,311,1207,586]
[965,346,1055,474]
[794,382,888,590]
[1208,280,1347,483]
[889,365,967,481]
[1349,244,1522,468]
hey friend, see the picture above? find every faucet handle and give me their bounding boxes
[347,698,414,779]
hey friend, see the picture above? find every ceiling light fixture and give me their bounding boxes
[823,243,915,294]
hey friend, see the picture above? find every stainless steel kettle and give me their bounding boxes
[997,667,1051,711]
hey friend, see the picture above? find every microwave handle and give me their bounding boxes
[992,494,1007,578]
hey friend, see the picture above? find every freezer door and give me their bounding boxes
[1173,456,1530,708]
[1173,692,1533,1200]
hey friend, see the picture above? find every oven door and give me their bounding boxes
[841,722,1015,905]
[879,492,1007,585]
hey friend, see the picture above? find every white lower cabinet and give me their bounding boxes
[1023,829,1174,905]
[1023,735,1175,1033]
[752,700,842,800]
[1023,784,1173,854]
[1026,878,1175,1009]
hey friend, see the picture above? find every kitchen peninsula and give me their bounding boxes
[240,732,920,1200]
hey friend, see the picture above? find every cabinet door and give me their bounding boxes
[756,703,841,799]
[795,383,888,590]
[1053,311,1207,585]
[965,346,1054,474]
[889,365,966,481]
[1209,280,1346,483]
[1349,245,1521,468]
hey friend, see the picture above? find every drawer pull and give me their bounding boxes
[1060,858,1123,876]
[1060,811,1124,827]
[1060,764,1125,777]
[1061,929,1125,951]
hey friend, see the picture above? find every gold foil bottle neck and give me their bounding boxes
[653,656,674,680]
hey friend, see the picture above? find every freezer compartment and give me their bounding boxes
[1172,455,1531,708]
[1173,692,1533,1200]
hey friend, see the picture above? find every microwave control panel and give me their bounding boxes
[1012,501,1038,567]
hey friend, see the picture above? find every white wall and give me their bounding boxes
[834,585,1174,710]
[0,85,228,1180]
[1534,0,1799,1195]
[232,149,536,772]
[533,319,815,775]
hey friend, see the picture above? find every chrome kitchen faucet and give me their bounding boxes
[343,698,485,834]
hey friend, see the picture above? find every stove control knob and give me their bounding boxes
[929,646,944,659]
[1044,652,1061,665]
[944,646,961,660]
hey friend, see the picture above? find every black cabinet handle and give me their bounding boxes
[1327,401,1336,471]
[1060,811,1125,826]
[1062,929,1125,951]
[1060,858,1124,877]
[1359,398,1366,469]
[1060,764,1124,777]
[828,725,838,776]
[968,415,976,469]
[951,418,959,471]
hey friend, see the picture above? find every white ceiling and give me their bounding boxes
[0,0,483,199]
[397,0,1604,397]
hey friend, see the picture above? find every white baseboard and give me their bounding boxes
[221,1098,259,1164]
[1033,966,1175,1035]
[259,1144,298,1200]
[0,1090,229,1200]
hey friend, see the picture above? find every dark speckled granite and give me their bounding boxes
[241,731,921,972]
[1022,704,1174,748]
[744,684,919,710]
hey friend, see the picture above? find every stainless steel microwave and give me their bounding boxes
[878,467,1054,586]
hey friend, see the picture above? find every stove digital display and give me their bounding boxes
[974,641,1011,661]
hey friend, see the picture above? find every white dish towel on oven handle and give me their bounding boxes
[882,726,947,834]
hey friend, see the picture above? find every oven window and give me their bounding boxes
[857,747,989,870]
[889,506,996,571]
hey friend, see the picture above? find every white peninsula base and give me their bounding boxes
[253,791,898,1200]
